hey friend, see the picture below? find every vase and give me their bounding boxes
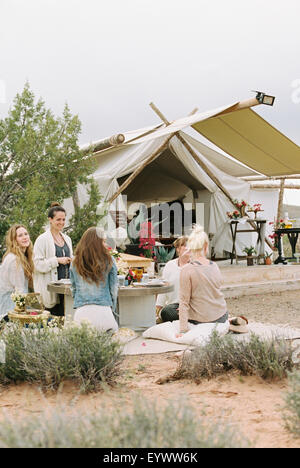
[157,263,166,276]
[246,256,254,266]
[265,256,272,265]
[240,206,246,217]
[14,305,26,314]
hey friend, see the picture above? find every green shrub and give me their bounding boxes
[0,396,250,448]
[173,332,295,382]
[283,370,300,437]
[0,322,122,392]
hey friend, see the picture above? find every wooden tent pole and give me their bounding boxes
[107,134,174,204]
[276,178,285,221]
[175,133,237,205]
[244,175,300,182]
[251,183,300,189]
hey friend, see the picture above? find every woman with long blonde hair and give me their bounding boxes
[0,224,34,320]
[70,227,119,332]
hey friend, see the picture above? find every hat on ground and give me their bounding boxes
[229,316,249,334]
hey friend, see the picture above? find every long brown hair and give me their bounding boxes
[3,224,34,285]
[72,227,113,284]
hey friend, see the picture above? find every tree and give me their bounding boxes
[65,179,107,248]
[0,82,99,257]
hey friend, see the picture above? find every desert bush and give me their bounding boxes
[0,322,122,392]
[0,396,250,448]
[283,370,300,437]
[173,332,295,382]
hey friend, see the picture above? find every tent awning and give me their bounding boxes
[192,108,300,177]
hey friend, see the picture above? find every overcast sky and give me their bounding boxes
[1,0,300,204]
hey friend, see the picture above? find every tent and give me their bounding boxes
[70,97,289,257]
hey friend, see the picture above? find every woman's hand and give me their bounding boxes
[57,257,72,265]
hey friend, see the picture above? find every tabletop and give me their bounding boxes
[47,281,174,297]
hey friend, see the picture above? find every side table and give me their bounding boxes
[229,219,267,264]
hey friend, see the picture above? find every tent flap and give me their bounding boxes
[192,108,300,177]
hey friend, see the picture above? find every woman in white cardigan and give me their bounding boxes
[33,202,73,316]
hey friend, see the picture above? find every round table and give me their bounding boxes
[118,283,174,330]
[47,281,174,330]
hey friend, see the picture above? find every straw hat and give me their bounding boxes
[229,316,249,334]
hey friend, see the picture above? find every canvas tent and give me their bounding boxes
[72,97,291,257]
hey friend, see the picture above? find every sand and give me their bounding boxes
[1,289,300,448]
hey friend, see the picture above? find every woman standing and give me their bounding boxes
[70,227,119,332]
[177,225,228,337]
[0,224,34,321]
[33,202,72,316]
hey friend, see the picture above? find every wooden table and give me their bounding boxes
[274,227,300,264]
[229,219,267,264]
[47,282,174,331]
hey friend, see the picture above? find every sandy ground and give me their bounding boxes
[1,289,300,448]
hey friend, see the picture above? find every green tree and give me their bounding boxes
[0,82,100,257]
[65,179,107,248]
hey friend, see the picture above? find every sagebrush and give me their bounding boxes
[0,396,250,448]
[0,321,123,392]
[283,370,300,437]
[172,332,295,382]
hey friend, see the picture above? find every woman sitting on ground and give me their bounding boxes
[156,236,190,323]
[0,224,34,322]
[69,227,119,332]
[176,225,228,336]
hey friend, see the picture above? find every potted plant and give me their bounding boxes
[242,246,257,266]
[153,245,176,274]
[264,251,273,265]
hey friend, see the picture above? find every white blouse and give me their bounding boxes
[0,253,28,319]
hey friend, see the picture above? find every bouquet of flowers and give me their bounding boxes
[226,210,241,219]
[233,199,248,217]
[11,292,26,310]
[10,291,41,313]
[268,219,285,250]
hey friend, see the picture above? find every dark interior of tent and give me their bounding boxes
[113,147,207,246]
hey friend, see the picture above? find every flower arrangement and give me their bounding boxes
[107,247,121,260]
[233,199,248,210]
[226,210,241,219]
[125,269,135,284]
[268,219,285,250]
[11,292,26,310]
[139,221,156,258]
[252,203,262,213]
[10,292,41,312]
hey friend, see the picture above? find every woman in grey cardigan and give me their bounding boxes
[33,202,73,316]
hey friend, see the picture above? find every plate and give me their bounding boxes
[132,281,165,287]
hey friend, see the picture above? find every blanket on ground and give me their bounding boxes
[121,321,300,355]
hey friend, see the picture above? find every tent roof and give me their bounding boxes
[192,108,300,177]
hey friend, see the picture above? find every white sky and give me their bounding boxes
[1,0,300,205]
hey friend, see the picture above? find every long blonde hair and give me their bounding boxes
[3,224,34,285]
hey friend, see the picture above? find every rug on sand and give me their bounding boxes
[121,321,300,356]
